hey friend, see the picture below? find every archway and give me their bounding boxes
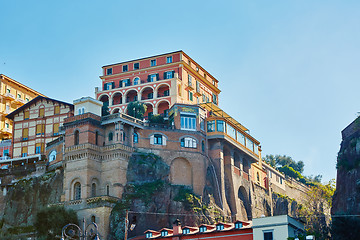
[238,186,252,220]
[112,92,123,105]
[157,101,170,117]
[157,84,170,98]
[141,87,154,100]
[144,103,153,120]
[170,158,192,186]
[125,90,138,103]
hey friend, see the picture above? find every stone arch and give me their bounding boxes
[70,177,83,200]
[141,86,154,100]
[170,158,192,186]
[91,177,99,197]
[111,91,123,105]
[111,108,120,114]
[125,89,138,103]
[156,100,170,117]
[155,83,170,98]
[238,186,252,220]
[144,102,154,119]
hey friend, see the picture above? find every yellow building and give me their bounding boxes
[0,74,44,139]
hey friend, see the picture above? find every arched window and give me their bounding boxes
[106,185,110,196]
[123,132,126,141]
[133,77,139,85]
[91,183,96,197]
[109,132,113,141]
[74,130,79,145]
[74,182,81,200]
[180,137,197,148]
[257,172,260,182]
[201,141,205,152]
[91,215,96,223]
[133,132,138,143]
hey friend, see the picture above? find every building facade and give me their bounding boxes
[96,51,221,118]
[0,74,44,140]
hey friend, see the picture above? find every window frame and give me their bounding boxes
[180,137,197,148]
[166,56,173,63]
[106,68,113,75]
[122,65,128,72]
[150,59,156,66]
[134,62,140,70]
[154,134,163,145]
[180,114,196,131]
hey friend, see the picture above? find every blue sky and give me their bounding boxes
[1,1,359,182]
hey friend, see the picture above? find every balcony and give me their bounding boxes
[4,92,15,100]
[14,98,26,104]
[101,112,144,128]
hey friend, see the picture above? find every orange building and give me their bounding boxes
[96,51,221,119]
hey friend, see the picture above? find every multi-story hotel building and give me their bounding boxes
[0,74,44,140]
[6,96,73,159]
[96,51,221,118]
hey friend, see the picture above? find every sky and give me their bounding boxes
[1,0,359,182]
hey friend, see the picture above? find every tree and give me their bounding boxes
[263,154,304,173]
[299,179,335,239]
[34,206,78,240]
[127,101,147,120]
[149,114,164,124]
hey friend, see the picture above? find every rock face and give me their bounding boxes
[0,170,63,238]
[332,117,360,215]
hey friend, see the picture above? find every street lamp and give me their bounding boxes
[61,218,101,240]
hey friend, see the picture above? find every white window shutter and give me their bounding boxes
[150,135,154,145]
[163,136,166,145]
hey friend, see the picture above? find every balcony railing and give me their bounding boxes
[102,112,144,126]
[65,142,134,154]
[5,93,15,100]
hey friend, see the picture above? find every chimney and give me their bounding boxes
[173,219,181,235]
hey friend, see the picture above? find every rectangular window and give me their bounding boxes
[36,124,44,135]
[196,81,200,92]
[21,146,27,157]
[53,123,59,136]
[26,98,29,102]
[226,123,236,139]
[3,149,9,156]
[149,74,157,82]
[246,138,254,151]
[200,117,205,131]
[212,93,217,104]
[166,56,172,63]
[207,120,215,132]
[124,79,131,87]
[189,91,193,101]
[24,111,30,120]
[237,131,245,145]
[54,105,60,114]
[164,71,174,79]
[22,128,29,140]
[151,59,156,66]
[188,74,192,87]
[134,62,140,70]
[216,120,225,132]
[106,68,113,75]
[122,65,128,72]
[35,143,42,154]
[254,144,259,155]
[180,114,196,131]
[154,134,163,145]
[264,231,273,240]
[39,108,45,117]
[17,94,21,99]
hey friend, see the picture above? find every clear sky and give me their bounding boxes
[1,1,359,182]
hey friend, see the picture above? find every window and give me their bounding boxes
[109,132,113,141]
[180,114,196,131]
[280,177,283,184]
[74,130,79,145]
[133,77,139,85]
[212,93,217,105]
[148,74,158,82]
[21,147,27,157]
[264,231,273,240]
[5,122,9,129]
[39,108,45,117]
[200,118,205,131]
[226,124,236,139]
[17,94,21,99]
[254,144,259,155]
[257,172,260,182]
[124,79,131,87]
[26,98,29,102]
[182,228,190,234]
[91,183,96,197]
[151,59,156,66]
[145,232,152,238]
[235,222,243,229]
[180,137,197,148]
[74,182,81,200]
[154,134,163,145]
[161,231,168,237]
[91,215,96,223]
[106,185,110,195]
[164,71,174,79]
[123,65,128,72]
[3,149,9,156]
[35,143,43,154]
[95,131,99,145]
[196,81,200,92]
[54,105,60,114]
[237,131,245,145]
[189,91,193,101]
[24,111,30,120]
[166,56,172,63]
[216,224,224,231]
[134,62,140,70]
[207,120,215,132]
[147,93,153,99]
[36,124,44,135]
[53,123,59,136]
[246,138,254,151]
[216,120,225,132]
[133,132,138,143]
[188,74,192,87]
[199,226,207,233]
[104,82,115,90]
[22,128,28,141]
[202,141,205,152]
[106,68,113,75]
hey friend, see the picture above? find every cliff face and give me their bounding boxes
[0,169,63,238]
[332,121,360,215]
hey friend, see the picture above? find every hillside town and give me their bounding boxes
[0,52,329,240]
